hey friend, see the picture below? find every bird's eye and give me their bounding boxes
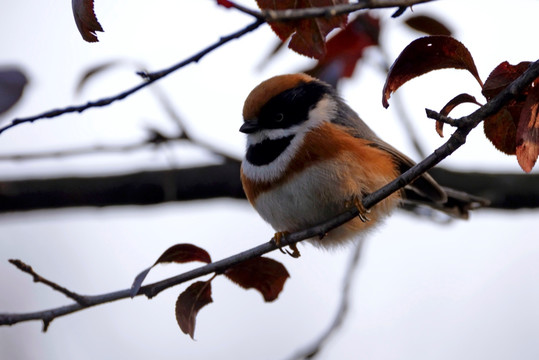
[274,113,284,122]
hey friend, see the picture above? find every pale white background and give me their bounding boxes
[0,1,538,360]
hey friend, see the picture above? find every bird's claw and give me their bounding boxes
[273,232,301,258]
[346,196,371,222]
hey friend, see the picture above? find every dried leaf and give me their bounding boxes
[436,93,481,137]
[482,61,537,158]
[382,36,482,108]
[483,107,518,155]
[130,244,211,297]
[256,0,348,59]
[216,0,235,8]
[154,244,212,265]
[0,68,28,115]
[306,13,380,85]
[482,61,531,100]
[516,84,539,172]
[175,281,213,339]
[404,14,452,36]
[72,0,104,42]
[225,257,289,302]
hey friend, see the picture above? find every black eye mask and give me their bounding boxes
[256,81,331,130]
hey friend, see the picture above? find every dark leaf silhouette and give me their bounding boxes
[482,61,537,163]
[225,257,289,302]
[404,14,452,36]
[72,0,104,42]
[0,68,28,115]
[256,0,348,59]
[383,36,482,108]
[130,244,211,297]
[175,281,213,339]
[154,244,212,264]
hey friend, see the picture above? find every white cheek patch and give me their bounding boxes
[241,95,337,183]
[242,132,305,183]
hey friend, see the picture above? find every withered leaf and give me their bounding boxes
[436,93,481,137]
[224,257,289,302]
[483,107,518,155]
[0,68,28,115]
[256,0,348,59]
[482,61,531,100]
[516,83,539,172]
[306,13,380,85]
[404,14,452,36]
[154,244,212,265]
[72,0,104,42]
[130,244,211,297]
[382,36,482,108]
[175,281,213,339]
[481,61,538,165]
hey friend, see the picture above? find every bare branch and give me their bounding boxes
[259,0,437,22]
[425,109,463,127]
[0,0,438,136]
[0,19,264,136]
[8,260,88,306]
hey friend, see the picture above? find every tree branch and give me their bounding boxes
[0,0,437,136]
[0,163,245,213]
[0,19,264,136]
[1,163,538,214]
[2,59,537,329]
[259,0,436,22]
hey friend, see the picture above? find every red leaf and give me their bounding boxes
[404,14,452,36]
[217,0,235,8]
[482,61,531,100]
[256,0,348,59]
[224,257,289,302]
[516,84,539,172]
[130,244,211,297]
[382,36,482,108]
[175,281,213,339]
[307,13,380,84]
[482,61,537,160]
[0,68,28,115]
[72,0,104,42]
[154,244,212,265]
[436,93,481,137]
[483,107,518,155]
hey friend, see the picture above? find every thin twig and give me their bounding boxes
[425,109,462,127]
[8,260,88,306]
[260,0,436,22]
[139,18,264,80]
[0,19,264,136]
[0,0,436,136]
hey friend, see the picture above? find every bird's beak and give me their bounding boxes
[239,119,260,134]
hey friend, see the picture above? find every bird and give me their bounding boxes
[239,73,484,252]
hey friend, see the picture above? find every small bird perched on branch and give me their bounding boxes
[240,73,484,252]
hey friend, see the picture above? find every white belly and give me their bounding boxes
[253,164,347,233]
